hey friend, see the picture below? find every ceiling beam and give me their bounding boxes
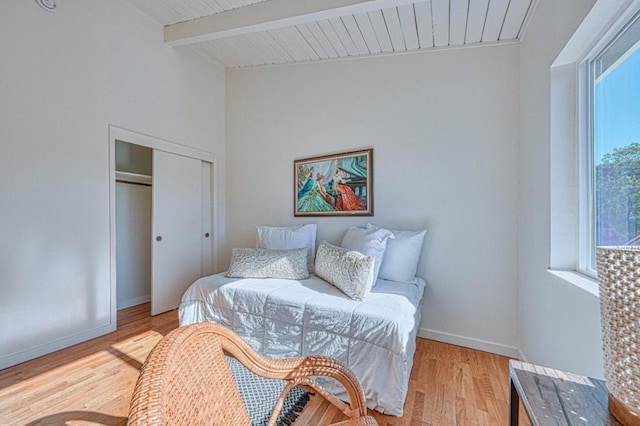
[164,0,418,46]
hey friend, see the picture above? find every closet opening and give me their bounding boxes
[109,125,217,326]
[115,141,152,314]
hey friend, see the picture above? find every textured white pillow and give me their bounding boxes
[340,226,394,285]
[314,241,375,301]
[226,248,309,279]
[257,224,317,272]
[366,223,426,283]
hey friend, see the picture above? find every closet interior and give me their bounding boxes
[115,141,152,310]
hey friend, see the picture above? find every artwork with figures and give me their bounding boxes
[294,149,373,216]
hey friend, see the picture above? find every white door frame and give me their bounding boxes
[108,125,218,323]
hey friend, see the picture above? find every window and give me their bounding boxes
[581,12,640,275]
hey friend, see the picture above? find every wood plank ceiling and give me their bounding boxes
[125,0,535,68]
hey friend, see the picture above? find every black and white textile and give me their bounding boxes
[227,357,310,426]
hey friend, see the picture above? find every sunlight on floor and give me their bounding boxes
[0,330,164,425]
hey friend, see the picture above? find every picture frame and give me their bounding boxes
[294,148,373,217]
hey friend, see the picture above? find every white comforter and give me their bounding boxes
[179,273,426,416]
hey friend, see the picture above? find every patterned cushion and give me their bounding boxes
[226,248,309,280]
[314,241,375,301]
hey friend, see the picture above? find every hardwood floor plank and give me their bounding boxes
[0,303,516,425]
[411,390,425,424]
[306,339,514,426]
[0,303,174,425]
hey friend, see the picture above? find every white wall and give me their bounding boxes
[116,183,152,309]
[519,0,605,377]
[0,0,225,368]
[226,45,520,356]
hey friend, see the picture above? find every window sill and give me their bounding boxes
[547,269,599,297]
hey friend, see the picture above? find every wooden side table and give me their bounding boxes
[509,360,620,425]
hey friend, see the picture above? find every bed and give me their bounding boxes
[179,272,426,416]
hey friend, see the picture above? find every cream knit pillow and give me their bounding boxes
[226,248,309,280]
[314,241,375,301]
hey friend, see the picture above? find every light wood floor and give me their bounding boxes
[0,303,527,425]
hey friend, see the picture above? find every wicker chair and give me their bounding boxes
[128,323,378,426]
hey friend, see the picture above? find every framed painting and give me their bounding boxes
[294,149,373,217]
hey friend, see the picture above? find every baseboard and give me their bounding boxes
[418,328,520,358]
[117,295,150,310]
[518,348,529,362]
[0,323,116,370]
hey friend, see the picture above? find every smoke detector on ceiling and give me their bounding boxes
[36,0,57,12]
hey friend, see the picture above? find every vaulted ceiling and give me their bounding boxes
[125,0,535,68]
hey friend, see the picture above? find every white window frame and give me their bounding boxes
[577,58,596,277]
[577,8,640,277]
[548,0,640,291]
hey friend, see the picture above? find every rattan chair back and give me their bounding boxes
[128,323,378,426]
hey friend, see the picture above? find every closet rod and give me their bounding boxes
[116,179,152,187]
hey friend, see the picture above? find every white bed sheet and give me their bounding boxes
[179,273,426,416]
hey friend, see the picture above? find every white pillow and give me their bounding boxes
[366,223,426,283]
[257,224,317,272]
[314,241,375,301]
[340,226,393,285]
[226,248,309,279]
